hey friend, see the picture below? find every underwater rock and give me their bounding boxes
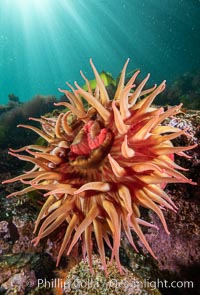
[0,104,10,116]
[0,205,58,294]
[63,255,161,295]
[0,215,37,256]
[157,70,200,109]
[0,253,37,294]
[0,94,57,150]
[0,93,20,117]
[8,93,20,104]
[0,253,56,295]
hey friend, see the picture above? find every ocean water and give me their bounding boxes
[0,0,199,105]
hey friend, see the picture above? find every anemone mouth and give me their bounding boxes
[69,120,114,169]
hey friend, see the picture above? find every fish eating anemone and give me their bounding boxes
[2,58,197,275]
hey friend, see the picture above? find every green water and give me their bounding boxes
[0,0,199,104]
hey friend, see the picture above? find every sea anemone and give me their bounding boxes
[3,59,196,275]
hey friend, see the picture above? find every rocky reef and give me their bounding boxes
[0,94,58,150]
[0,108,199,295]
[157,70,200,109]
